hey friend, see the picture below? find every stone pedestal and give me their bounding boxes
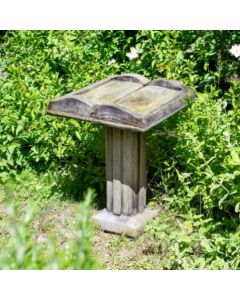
[47,74,194,238]
[93,127,160,238]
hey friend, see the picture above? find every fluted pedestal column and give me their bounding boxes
[106,127,147,216]
[93,127,160,238]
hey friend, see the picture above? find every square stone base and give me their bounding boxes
[92,206,160,238]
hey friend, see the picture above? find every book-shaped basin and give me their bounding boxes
[46,74,195,132]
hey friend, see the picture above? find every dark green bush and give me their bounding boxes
[175,93,240,217]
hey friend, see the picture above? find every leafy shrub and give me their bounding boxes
[174,92,240,216]
[125,31,240,91]
[1,30,240,185]
[0,31,113,194]
[0,189,98,270]
[145,85,240,269]
[146,209,240,270]
[148,89,240,226]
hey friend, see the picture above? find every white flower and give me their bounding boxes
[126,47,139,60]
[229,44,240,58]
[108,58,116,65]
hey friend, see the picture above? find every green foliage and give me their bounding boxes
[0,31,112,194]
[0,189,98,270]
[173,93,240,216]
[147,87,240,269]
[1,30,240,269]
[1,30,240,185]
[149,90,240,216]
[124,30,240,91]
[146,208,240,270]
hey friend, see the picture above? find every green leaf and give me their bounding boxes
[75,131,81,141]
[231,151,240,165]
[235,202,240,213]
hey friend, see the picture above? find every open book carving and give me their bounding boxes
[46,74,195,132]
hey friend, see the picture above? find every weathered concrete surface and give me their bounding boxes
[92,206,160,238]
[105,127,147,217]
[47,73,194,132]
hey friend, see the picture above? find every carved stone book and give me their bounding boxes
[47,74,194,132]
